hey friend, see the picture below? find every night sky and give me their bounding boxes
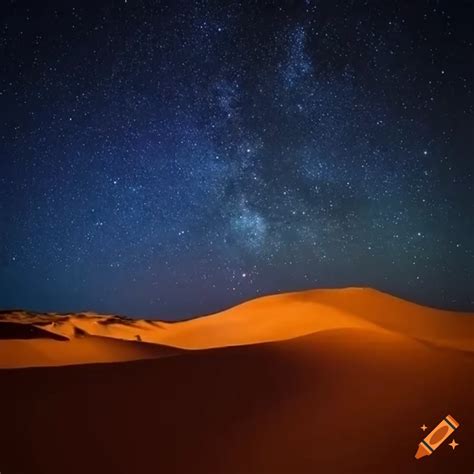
[1,1,473,319]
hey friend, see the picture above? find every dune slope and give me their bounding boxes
[0,327,472,474]
[0,332,179,368]
[152,288,474,351]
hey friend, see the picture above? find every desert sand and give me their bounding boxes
[1,288,473,367]
[0,332,179,368]
[0,288,473,473]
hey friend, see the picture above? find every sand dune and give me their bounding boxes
[0,326,179,368]
[0,288,473,472]
[151,288,474,351]
[0,327,472,474]
[1,289,472,370]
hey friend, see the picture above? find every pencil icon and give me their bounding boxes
[415,415,459,459]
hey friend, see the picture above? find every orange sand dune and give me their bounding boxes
[0,327,472,474]
[1,289,473,367]
[0,330,179,368]
[151,288,474,351]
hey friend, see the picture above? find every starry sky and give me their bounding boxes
[1,0,473,319]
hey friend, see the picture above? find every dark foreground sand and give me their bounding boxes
[0,327,472,474]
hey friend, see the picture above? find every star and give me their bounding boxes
[448,439,459,450]
[421,424,427,431]
[0,0,473,319]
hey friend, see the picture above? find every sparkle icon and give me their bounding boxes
[448,439,459,450]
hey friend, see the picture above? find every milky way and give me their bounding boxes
[1,1,473,318]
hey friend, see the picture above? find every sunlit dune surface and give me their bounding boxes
[0,327,472,474]
[150,288,474,351]
[1,288,473,369]
[0,331,179,369]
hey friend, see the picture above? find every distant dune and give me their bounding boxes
[0,288,473,473]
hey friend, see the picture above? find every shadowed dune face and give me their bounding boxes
[0,328,472,474]
[0,322,68,340]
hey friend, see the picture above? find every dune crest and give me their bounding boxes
[153,288,473,351]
